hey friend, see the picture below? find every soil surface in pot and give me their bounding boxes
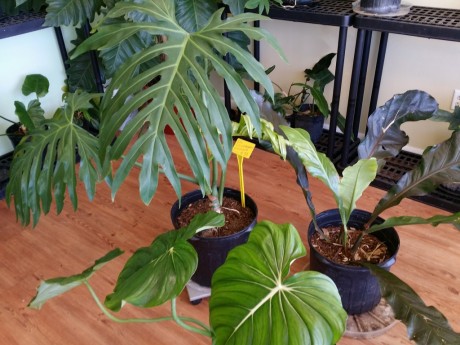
[176,196,255,238]
[311,227,391,266]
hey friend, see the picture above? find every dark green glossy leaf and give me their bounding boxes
[365,264,460,345]
[6,91,101,226]
[175,0,217,32]
[358,90,438,161]
[432,107,460,131]
[28,248,124,310]
[44,0,105,26]
[210,221,347,345]
[105,212,224,311]
[372,131,460,217]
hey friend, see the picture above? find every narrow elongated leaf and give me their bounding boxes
[72,1,283,204]
[28,248,124,310]
[367,213,460,233]
[338,158,377,227]
[365,264,460,345]
[281,126,341,208]
[104,212,224,311]
[372,131,460,218]
[358,90,438,161]
[210,221,347,345]
[6,91,102,226]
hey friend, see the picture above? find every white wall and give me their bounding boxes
[260,0,460,153]
[0,28,67,156]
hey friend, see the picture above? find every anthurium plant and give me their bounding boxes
[281,90,460,344]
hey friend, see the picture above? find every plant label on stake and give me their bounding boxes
[232,139,255,207]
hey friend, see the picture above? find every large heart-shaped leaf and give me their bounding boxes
[358,90,438,161]
[210,221,347,345]
[104,212,225,311]
[72,1,283,204]
[372,130,460,218]
[6,91,101,226]
[28,248,124,310]
[365,264,460,345]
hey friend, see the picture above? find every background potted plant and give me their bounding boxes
[358,0,401,14]
[267,52,340,143]
[281,89,460,344]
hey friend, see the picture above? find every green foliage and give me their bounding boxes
[365,264,460,345]
[28,248,124,309]
[43,0,105,26]
[210,221,347,345]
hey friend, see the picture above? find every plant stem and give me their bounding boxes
[131,159,198,184]
[84,281,210,331]
[171,298,212,337]
[0,115,17,124]
[218,169,226,206]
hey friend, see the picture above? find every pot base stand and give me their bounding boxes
[345,298,397,338]
[186,281,211,304]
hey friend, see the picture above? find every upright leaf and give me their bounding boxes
[358,90,438,161]
[22,74,49,98]
[210,221,347,345]
[365,264,460,345]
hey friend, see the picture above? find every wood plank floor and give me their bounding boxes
[0,137,458,345]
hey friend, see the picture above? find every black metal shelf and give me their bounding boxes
[354,6,460,42]
[0,11,46,39]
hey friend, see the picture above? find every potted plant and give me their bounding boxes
[267,52,337,143]
[281,89,460,343]
[5,1,348,343]
[1,74,48,148]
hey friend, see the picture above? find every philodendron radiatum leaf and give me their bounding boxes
[72,0,284,205]
[210,221,347,345]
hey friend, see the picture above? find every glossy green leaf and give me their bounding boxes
[432,107,460,130]
[6,91,102,226]
[281,126,341,208]
[71,2,283,204]
[358,90,438,161]
[372,131,460,218]
[28,248,124,310]
[14,99,45,130]
[365,264,460,345]
[367,213,460,234]
[210,221,347,345]
[21,74,49,98]
[175,0,217,32]
[105,212,225,311]
[338,158,378,229]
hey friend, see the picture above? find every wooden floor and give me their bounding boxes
[0,137,459,345]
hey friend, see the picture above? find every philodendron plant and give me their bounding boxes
[282,90,460,344]
[29,212,347,345]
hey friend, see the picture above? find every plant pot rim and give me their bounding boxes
[171,187,258,241]
[308,208,400,272]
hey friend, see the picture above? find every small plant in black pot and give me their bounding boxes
[282,90,460,344]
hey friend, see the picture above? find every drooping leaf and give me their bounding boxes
[338,158,378,231]
[44,0,105,26]
[28,248,124,310]
[6,91,102,226]
[104,212,225,311]
[372,131,460,218]
[358,90,438,161]
[210,221,347,345]
[21,74,49,98]
[365,264,460,345]
[367,213,460,234]
[432,106,460,131]
[72,2,283,204]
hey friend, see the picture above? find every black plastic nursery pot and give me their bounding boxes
[360,0,401,14]
[171,188,258,287]
[308,209,400,315]
[6,123,24,148]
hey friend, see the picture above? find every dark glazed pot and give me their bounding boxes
[171,188,258,287]
[286,105,325,144]
[360,0,401,14]
[308,209,400,315]
[6,123,24,148]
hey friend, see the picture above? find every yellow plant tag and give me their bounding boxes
[232,139,255,207]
